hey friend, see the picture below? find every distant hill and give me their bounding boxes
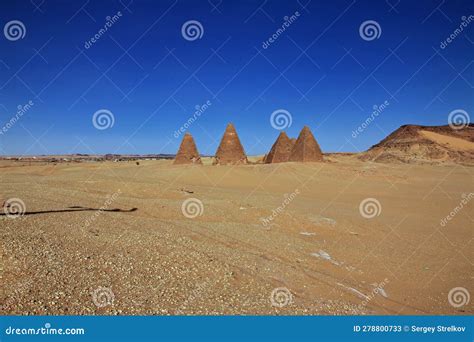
[359,124,474,165]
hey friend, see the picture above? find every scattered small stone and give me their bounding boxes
[308,215,336,227]
[180,188,194,194]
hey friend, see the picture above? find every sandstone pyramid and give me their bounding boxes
[288,126,323,162]
[174,133,202,165]
[264,131,294,163]
[214,123,248,165]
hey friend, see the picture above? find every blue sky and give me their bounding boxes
[0,0,472,156]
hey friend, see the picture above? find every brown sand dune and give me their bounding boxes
[419,130,474,151]
[360,124,474,165]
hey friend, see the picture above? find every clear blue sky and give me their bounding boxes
[0,0,472,156]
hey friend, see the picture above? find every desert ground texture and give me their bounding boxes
[1,156,473,315]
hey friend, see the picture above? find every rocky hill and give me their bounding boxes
[359,124,474,165]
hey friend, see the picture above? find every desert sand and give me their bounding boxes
[419,130,474,152]
[1,156,472,315]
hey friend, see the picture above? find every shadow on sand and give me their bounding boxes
[0,206,138,216]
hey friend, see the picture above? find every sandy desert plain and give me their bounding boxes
[0,151,473,315]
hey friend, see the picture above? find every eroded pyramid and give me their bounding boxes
[288,126,323,162]
[214,123,248,165]
[174,133,202,165]
[264,131,294,163]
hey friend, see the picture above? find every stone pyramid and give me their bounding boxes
[214,123,248,165]
[174,133,202,165]
[288,126,323,162]
[264,131,294,163]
